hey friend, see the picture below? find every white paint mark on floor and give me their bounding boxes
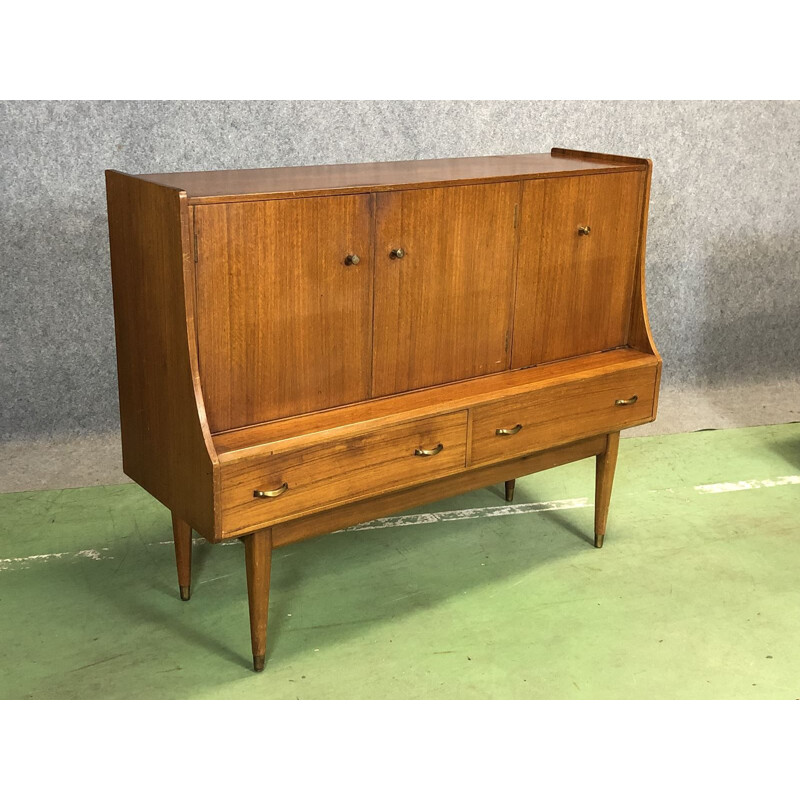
[4,473,797,571]
[345,497,591,533]
[151,539,240,547]
[694,475,800,494]
[197,572,235,585]
[76,549,108,561]
[0,547,112,571]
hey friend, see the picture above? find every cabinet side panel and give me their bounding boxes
[627,160,662,416]
[105,171,216,537]
[628,159,660,357]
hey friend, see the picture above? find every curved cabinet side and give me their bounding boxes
[628,159,660,359]
[106,171,218,539]
[627,159,662,417]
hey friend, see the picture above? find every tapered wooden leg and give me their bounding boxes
[505,479,516,503]
[171,512,192,601]
[243,528,273,672]
[594,431,620,548]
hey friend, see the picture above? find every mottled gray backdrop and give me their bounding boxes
[1,101,798,440]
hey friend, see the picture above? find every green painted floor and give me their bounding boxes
[1,423,798,699]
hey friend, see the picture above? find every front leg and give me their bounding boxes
[243,528,273,672]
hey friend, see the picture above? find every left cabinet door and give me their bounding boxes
[195,195,373,431]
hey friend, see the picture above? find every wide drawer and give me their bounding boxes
[470,362,658,466]
[220,411,468,534]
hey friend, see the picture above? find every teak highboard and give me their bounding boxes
[106,148,661,671]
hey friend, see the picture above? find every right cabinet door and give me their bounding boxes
[511,171,645,367]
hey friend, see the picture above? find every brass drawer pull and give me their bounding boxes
[496,424,523,436]
[615,395,638,406]
[390,248,406,260]
[414,443,443,457]
[253,483,289,498]
[344,253,360,266]
[578,225,591,236]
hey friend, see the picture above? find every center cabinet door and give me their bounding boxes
[195,195,373,432]
[372,182,520,396]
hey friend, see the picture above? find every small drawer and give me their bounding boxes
[470,363,657,466]
[220,411,468,534]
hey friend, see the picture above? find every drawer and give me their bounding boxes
[220,411,468,534]
[470,363,657,466]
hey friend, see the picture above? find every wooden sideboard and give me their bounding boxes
[106,148,661,671]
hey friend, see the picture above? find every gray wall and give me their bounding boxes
[1,101,798,440]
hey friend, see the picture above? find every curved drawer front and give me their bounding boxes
[221,411,468,535]
[470,363,657,466]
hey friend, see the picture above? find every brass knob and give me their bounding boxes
[390,248,406,260]
[344,254,360,266]
[578,226,591,236]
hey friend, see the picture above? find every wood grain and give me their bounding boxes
[271,435,608,548]
[511,171,645,367]
[213,348,659,461]
[195,195,374,431]
[105,171,217,538]
[551,147,650,166]
[373,182,520,395]
[138,153,645,205]
[220,412,468,535]
[628,158,660,357]
[470,362,656,466]
[623,159,662,420]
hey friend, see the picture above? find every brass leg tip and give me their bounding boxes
[180,586,191,601]
[594,534,605,549]
[253,655,265,672]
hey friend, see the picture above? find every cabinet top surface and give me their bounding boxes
[136,150,646,204]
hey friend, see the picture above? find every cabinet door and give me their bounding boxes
[511,171,645,367]
[372,182,519,396]
[195,195,373,431]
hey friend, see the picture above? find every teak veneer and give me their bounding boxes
[106,148,661,671]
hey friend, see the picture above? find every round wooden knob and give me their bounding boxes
[344,254,361,266]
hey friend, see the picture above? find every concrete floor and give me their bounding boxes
[1,422,798,699]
